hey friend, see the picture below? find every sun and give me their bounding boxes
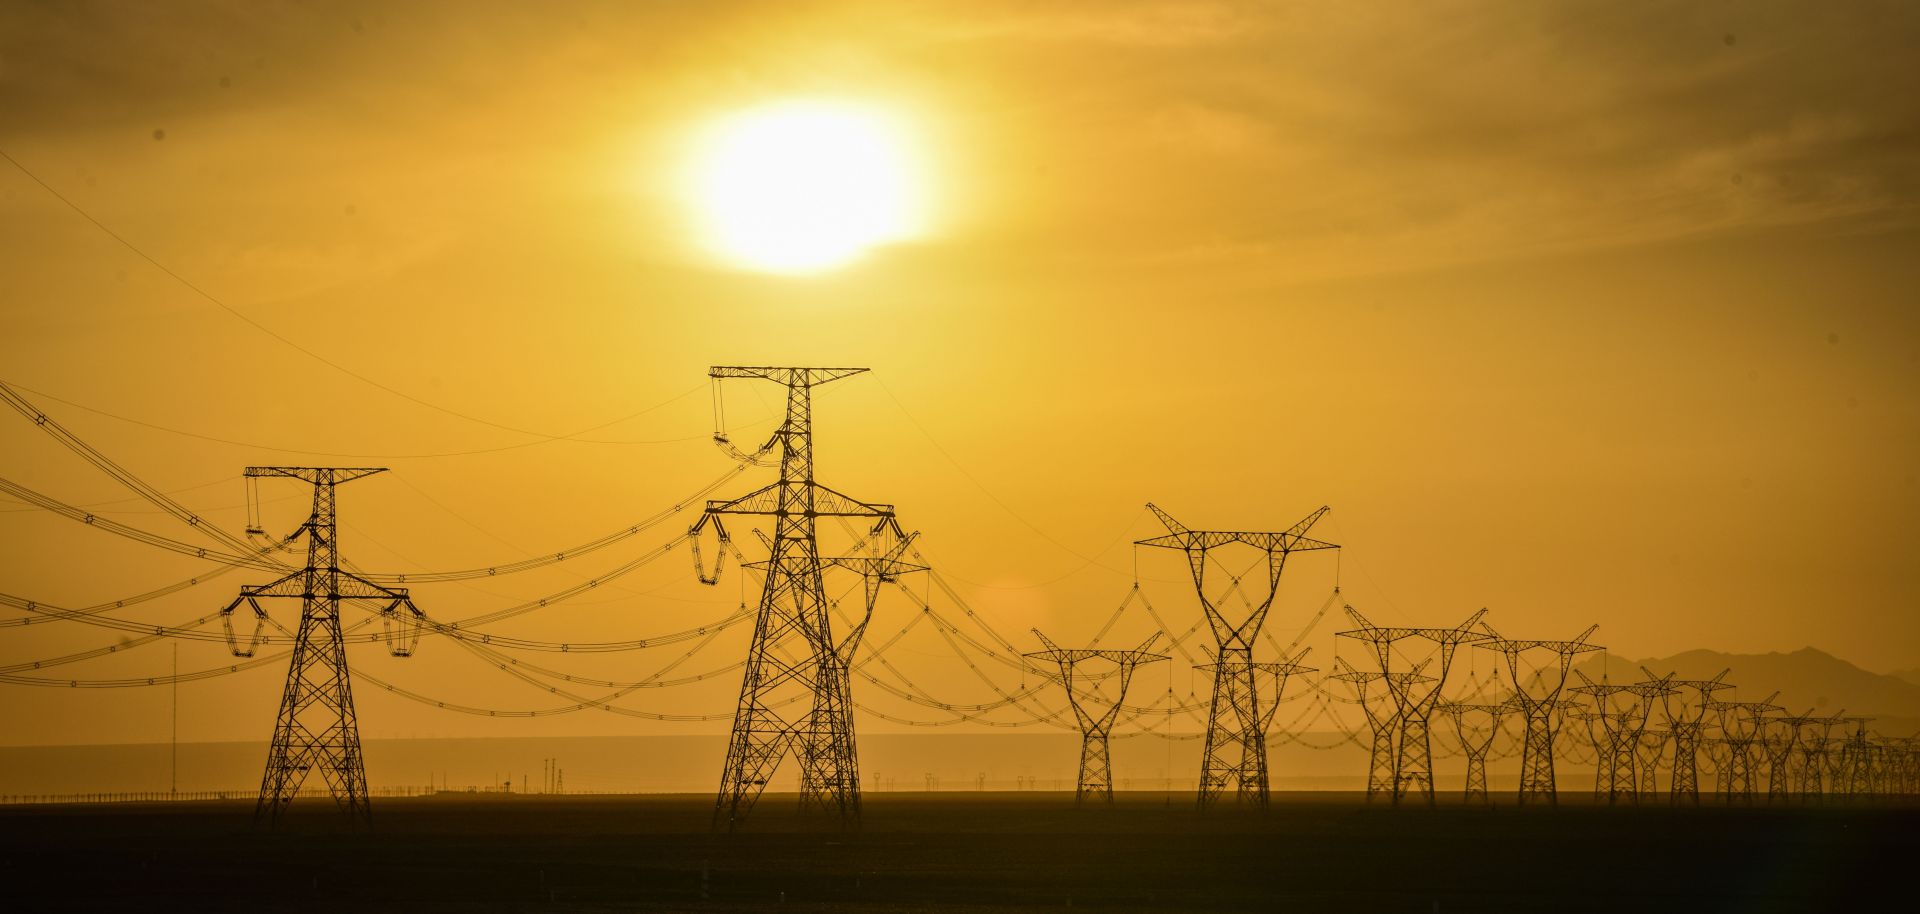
[687,100,926,274]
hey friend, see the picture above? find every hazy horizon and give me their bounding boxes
[4,0,1918,815]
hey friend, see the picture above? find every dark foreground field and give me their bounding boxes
[2,792,1911,913]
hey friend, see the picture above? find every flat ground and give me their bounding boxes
[1,792,1911,912]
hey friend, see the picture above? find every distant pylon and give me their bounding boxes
[1641,667,1731,805]
[1559,703,1606,798]
[1026,630,1169,805]
[1708,693,1780,803]
[696,366,902,830]
[1794,713,1847,799]
[1759,711,1819,802]
[1838,716,1875,798]
[219,467,423,827]
[1135,504,1337,811]
[1329,658,1420,801]
[1439,699,1510,803]
[1336,607,1490,804]
[1474,624,1601,805]
[1572,671,1674,804]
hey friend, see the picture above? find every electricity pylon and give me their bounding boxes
[1641,667,1731,805]
[1793,713,1847,799]
[218,467,422,827]
[1474,624,1600,805]
[1330,658,1412,800]
[1439,699,1510,803]
[1025,630,1168,805]
[1560,702,1607,798]
[1635,730,1667,796]
[1135,504,1337,810]
[1707,693,1779,803]
[1572,671,1674,804]
[1760,711,1818,802]
[696,366,899,830]
[1337,607,1490,804]
[1837,716,1876,797]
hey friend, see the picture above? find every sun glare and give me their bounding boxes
[688,100,925,274]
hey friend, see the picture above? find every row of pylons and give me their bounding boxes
[1043,504,1918,809]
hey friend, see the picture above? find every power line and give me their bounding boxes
[0,146,682,443]
[0,378,716,458]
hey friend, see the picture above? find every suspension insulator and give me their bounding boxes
[691,522,730,586]
[384,603,422,658]
[222,600,266,658]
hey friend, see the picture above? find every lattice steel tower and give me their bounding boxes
[1337,608,1489,804]
[1439,699,1510,803]
[698,366,897,829]
[1136,504,1337,810]
[1572,671,1674,804]
[1026,631,1168,805]
[1474,624,1600,805]
[1329,658,1410,801]
[219,467,422,826]
[1707,693,1779,803]
[1642,667,1731,805]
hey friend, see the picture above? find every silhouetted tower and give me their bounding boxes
[1559,702,1608,798]
[1641,668,1731,805]
[1439,699,1510,803]
[1625,676,1678,798]
[1329,658,1416,801]
[1707,693,1779,803]
[1135,504,1337,810]
[1571,680,1642,802]
[1886,737,1918,797]
[1337,607,1489,804]
[1474,624,1600,805]
[697,366,898,829]
[1793,713,1846,799]
[1026,631,1169,805]
[1635,729,1667,796]
[219,467,422,826]
[1760,711,1819,802]
[1837,716,1875,797]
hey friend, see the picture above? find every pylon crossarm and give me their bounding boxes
[710,366,868,386]
[705,481,895,519]
[245,466,387,485]
[238,568,309,600]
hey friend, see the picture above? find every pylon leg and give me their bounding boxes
[1517,709,1557,805]
[1396,715,1434,804]
[1078,731,1114,805]
[1463,750,1489,803]
[1607,739,1637,804]
[257,599,368,827]
[1670,729,1699,805]
[1199,663,1266,810]
[1366,726,1396,801]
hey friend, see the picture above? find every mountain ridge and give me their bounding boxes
[1571,646,1920,731]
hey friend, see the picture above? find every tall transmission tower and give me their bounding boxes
[218,467,422,826]
[1641,667,1731,805]
[1135,504,1337,810]
[1759,710,1819,802]
[1572,671,1674,804]
[1707,693,1779,803]
[1793,713,1847,799]
[1473,624,1600,805]
[1336,608,1489,805]
[1439,699,1510,803]
[1837,716,1876,798]
[1025,631,1169,805]
[1330,659,1399,801]
[695,366,899,829]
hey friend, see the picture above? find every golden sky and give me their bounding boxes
[2,1,1917,746]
